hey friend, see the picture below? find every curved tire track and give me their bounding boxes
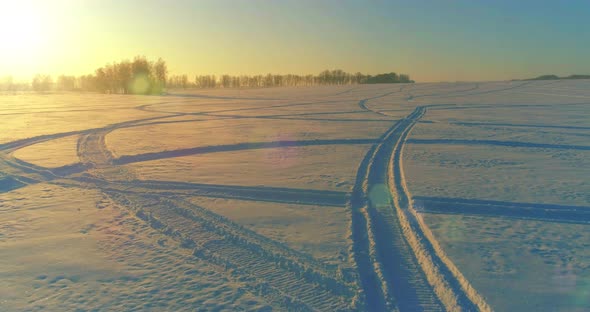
[75,127,357,311]
[114,138,377,165]
[2,86,505,310]
[350,105,491,311]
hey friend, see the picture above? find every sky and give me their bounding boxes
[0,0,589,82]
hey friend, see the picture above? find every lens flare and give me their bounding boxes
[129,74,151,94]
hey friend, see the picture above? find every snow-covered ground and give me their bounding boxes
[1,81,589,311]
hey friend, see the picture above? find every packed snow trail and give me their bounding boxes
[414,196,590,225]
[349,105,491,311]
[349,107,443,311]
[74,127,357,311]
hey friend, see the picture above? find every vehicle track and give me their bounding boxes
[414,196,590,225]
[4,83,547,311]
[406,83,480,100]
[349,108,443,311]
[407,138,590,151]
[59,177,348,207]
[106,192,354,311]
[119,180,348,207]
[391,107,491,311]
[357,86,407,117]
[114,138,377,165]
[450,121,590,131]
[73,127,358,311]
[71,88,493,311]
[349,105,491,311]
[78,131,113,166]
[9,80,581,312]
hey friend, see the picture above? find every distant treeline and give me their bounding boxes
[519,74,590,81]
[52,56,168,94]
[0,56,167,94]
[0,76,30,92]
[178,70,413,89]
[0,56,414,93]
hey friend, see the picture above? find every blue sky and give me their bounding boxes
[1,0,589,81]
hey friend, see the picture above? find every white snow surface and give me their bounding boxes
[1,81,589,311]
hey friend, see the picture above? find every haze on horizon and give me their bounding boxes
[1,0,589,82]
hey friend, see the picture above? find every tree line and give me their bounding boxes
[57,56,168,94]
[0,76,30,92]
[521,74,590,81]
[1,56,414,93]
[0,56,168,94]
[169,69,413,89]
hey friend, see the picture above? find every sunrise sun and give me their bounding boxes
[0,2,48,62]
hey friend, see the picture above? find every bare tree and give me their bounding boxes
[45,56,413,93]
[153,58,168,92]
[32,74,53,92]
[56,75,76,91]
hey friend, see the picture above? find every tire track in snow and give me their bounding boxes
[0,114,179,152]
[61,177,349,207]
[114,138,377,165]
[414,196,590,225]
[349,107,443,311]
[2,85,532,310]
[108,192,353,311]
[451,121,590,131]
[121,179,348,207]
[349,104,491,311]
[357,86,408,117]
[0,115,180,191]
[390,107,491,311]
[406,83,480,101]
[407,138,590,151]
[74,127,358,311]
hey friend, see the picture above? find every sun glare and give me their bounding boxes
[0,2,48,66]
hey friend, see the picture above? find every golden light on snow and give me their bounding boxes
[2,74,590,311]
